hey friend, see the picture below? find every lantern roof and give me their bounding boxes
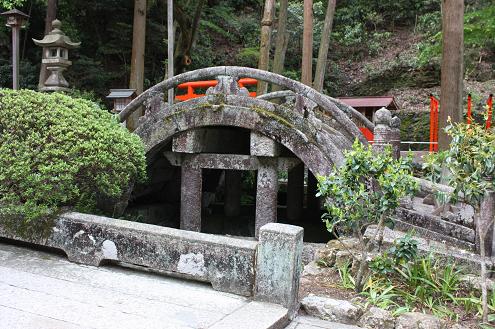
[33,19,80,49]
[106,89,137,99]
[1,8,30,19]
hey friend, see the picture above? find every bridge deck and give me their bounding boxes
[0,241,359,329]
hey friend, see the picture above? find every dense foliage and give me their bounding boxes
[317,141,417,291]
[1,0,493,101]
[0,89,147,234]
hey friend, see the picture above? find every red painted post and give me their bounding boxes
[487,94,493,130]
[429,95,439,152]
[467,94,472,124]
[429,94,435,152]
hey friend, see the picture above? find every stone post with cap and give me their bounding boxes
[372,107,401,159]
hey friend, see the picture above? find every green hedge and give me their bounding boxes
[0,89,146,234]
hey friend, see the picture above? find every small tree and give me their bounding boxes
[317,141,417,292]
[438,120,495,324]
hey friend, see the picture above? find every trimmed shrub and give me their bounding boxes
[0,89,146,235]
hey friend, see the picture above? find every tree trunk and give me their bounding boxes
[172,0,205,74]
[272,0,289,92]
[127,0,147,131]
[438,0,464,150]
[257,0,276,95]
[38,0,57,90]
[301,0,313,87]
[313,0,336,92]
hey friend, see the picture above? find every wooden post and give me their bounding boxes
[127,0,147,131]
[313,0,336,92]
[301,0,313,87]
[272,0,289,92]
[438,0,464,150]
[168,0,174,107]
[12,24,20,90]
[257,0,275,95]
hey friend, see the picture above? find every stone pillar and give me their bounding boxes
[478,181,495,256]
[372,107,400,159]
[287,163,304,221]
[255,159,278,237]
[254,223,304,319]
[180,162,202,232]
[224,170,242,217]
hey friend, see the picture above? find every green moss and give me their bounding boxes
[250,106,294,128]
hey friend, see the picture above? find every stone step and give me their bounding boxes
[210,301,289,329]
[365,226,491,274]
[285,315,363,329]
[395,207,476,244]
[393,218,476,252]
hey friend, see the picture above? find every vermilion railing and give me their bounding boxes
[174,78,378,142]
[175,78,258,101]
[429,94,494,152]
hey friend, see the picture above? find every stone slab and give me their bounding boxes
[164,152,301,171]
[0,212,258,296]
[210,301,289,329]
[285,315,363,329]
[0,242,253,329]
[365,225,493,274]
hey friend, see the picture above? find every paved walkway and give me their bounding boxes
[0,241,358,329]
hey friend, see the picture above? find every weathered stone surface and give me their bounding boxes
[210,301,289,329]
[395,312,443,329]
[301,295,363,325]
[172,129,205,153]
[0,212,258,296]
[135,85,350,178]
[365,225,492,274]
[255,223,304,319]
[164,152,301,171]
[255,159,279,237]
[251,131,281,157]
[395,207,476,243]
[460,274,495,292]
[302,261,324,276]
[180,163,202,232]
[357,307,394,329]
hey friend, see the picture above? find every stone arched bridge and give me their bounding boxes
[120,66,379,238]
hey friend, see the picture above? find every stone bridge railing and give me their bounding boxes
[120,66,369,145]
[0,212,303,317]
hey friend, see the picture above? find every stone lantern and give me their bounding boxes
[1,9,30,90]
[33,19,80,91]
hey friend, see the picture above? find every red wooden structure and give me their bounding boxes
[487,94,493,129]
[429,95,440,152]
[429,94,494,152]
[175,78,258,101]
[174,80,394,143]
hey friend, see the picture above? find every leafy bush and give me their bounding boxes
[0,89,146,235]
[317,141,417,292]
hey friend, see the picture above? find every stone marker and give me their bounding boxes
[255,223,304,319]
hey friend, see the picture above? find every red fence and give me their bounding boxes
[429,94,493,152]
[175,78,258,101]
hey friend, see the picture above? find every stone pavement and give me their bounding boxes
[285,316,362,329]
[0,241,358,329]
